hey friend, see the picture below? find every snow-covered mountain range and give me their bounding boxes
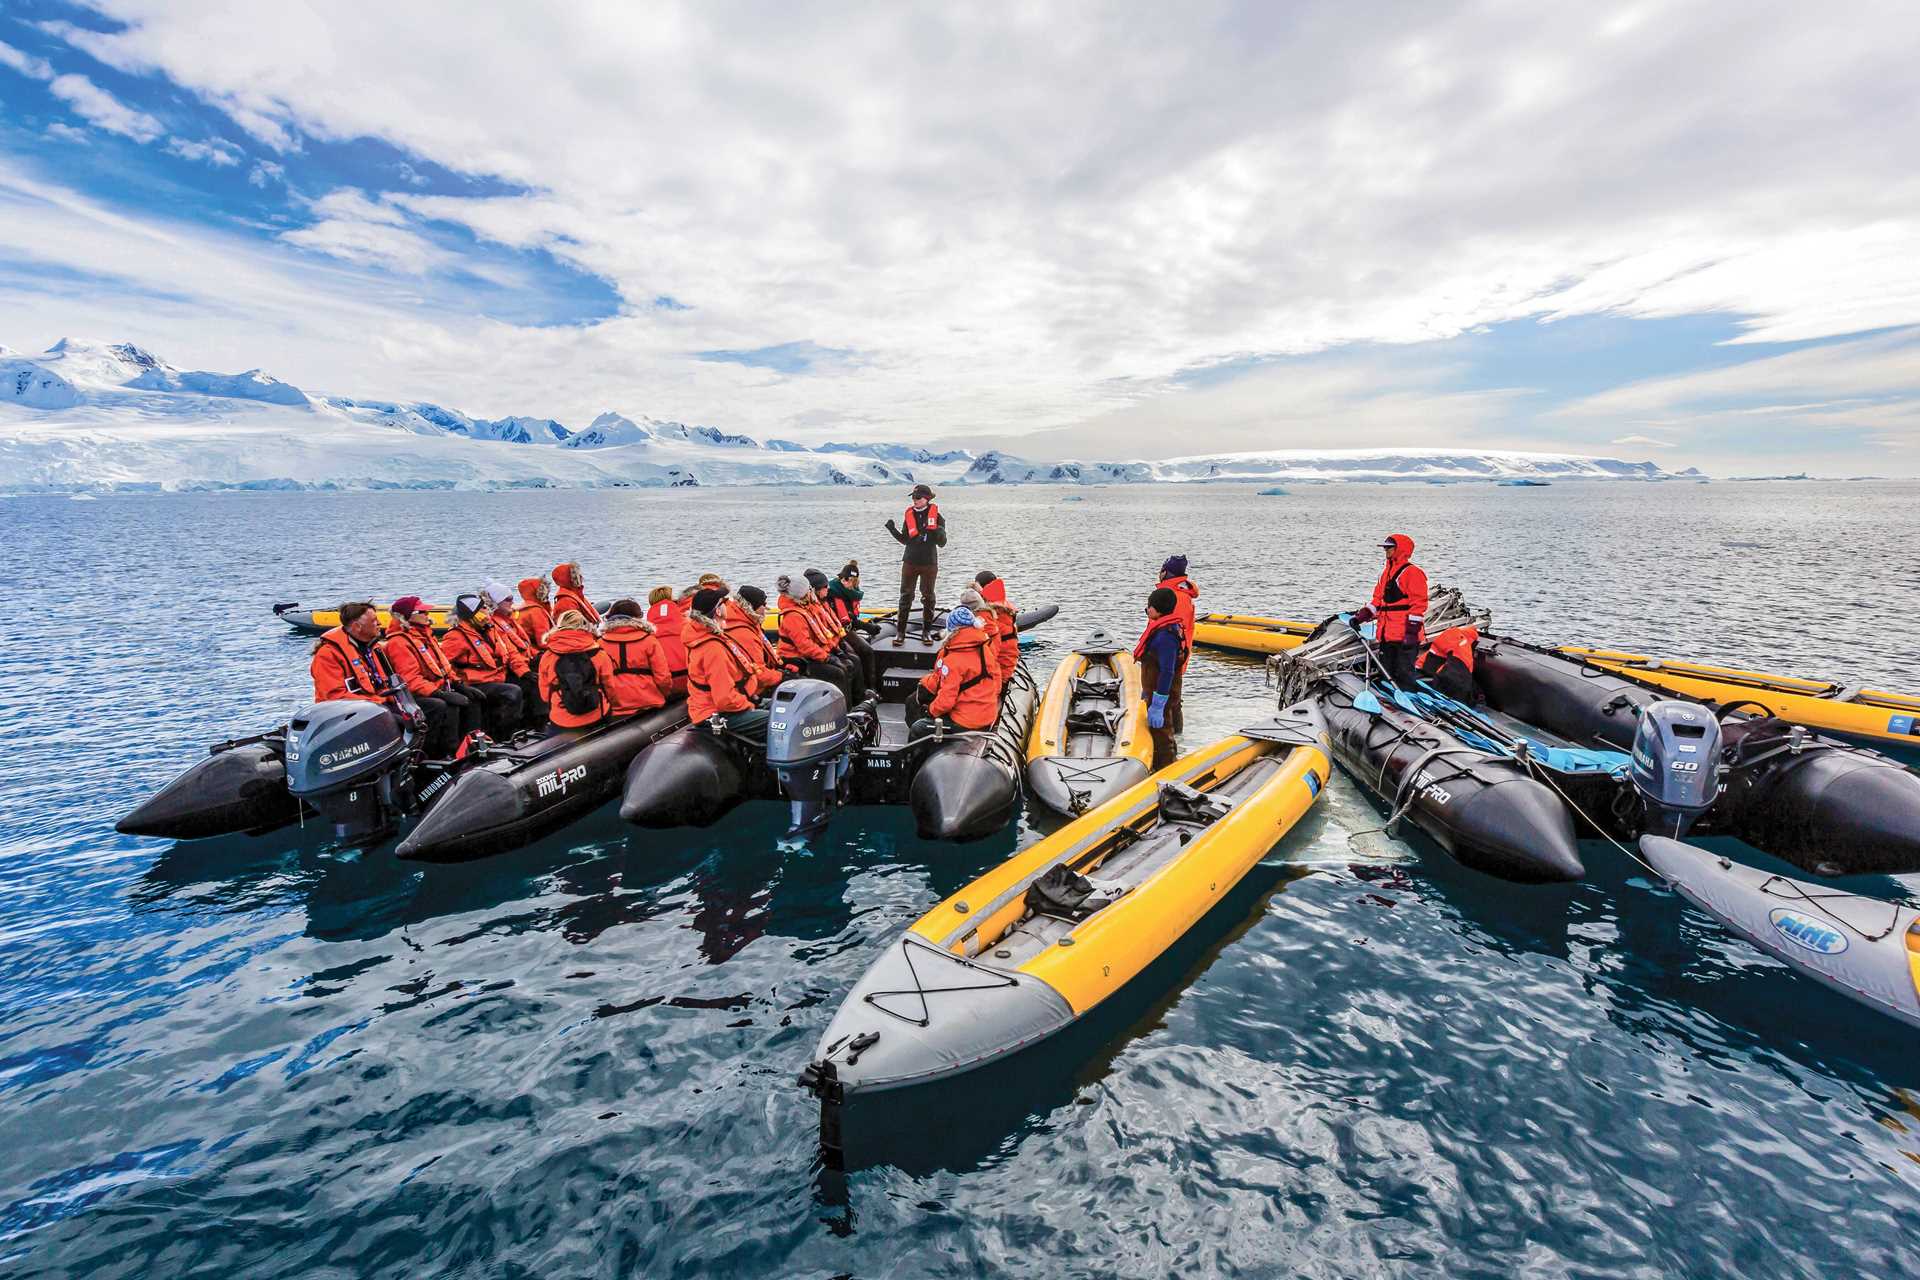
[0,340,1695,493]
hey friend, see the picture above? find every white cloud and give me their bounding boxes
[164,135,242,166]
[13,3,1920,464]
[0,38,54,80]
[47,73,164,143]
[247,159,284,187]
[44,122,92,145]
[277,188,444,273]
[1610,433,1674,448]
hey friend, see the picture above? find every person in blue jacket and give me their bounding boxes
[1134,586,1185,769]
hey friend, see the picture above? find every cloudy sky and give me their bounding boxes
[2,1,1918,471]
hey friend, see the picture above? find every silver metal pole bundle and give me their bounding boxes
[1265,587,1485,706]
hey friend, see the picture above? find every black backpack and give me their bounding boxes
[552,651,603,716]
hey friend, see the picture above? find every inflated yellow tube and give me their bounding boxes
[1025,648,1150,769]
[1559,647,1920,749]
[914,715,1329,1016]
[1190,613,1317,655]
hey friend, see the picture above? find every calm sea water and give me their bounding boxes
[2,480,1917,1278]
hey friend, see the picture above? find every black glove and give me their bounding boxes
[1352,606,1375,625]
[885,518,899,533]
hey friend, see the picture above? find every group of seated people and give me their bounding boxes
[309,560,1026,760]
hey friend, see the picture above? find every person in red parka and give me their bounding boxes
[538,610,617,733]
[480,581,542,731]
[1155,555,1198,733]
[973,571,1021,684]
[908,604,1002,731]
[777,569,855,699]
[1353,533,1428,688]
[723,585,785,695]
[552,562,600,626]
[599,599,674,716]
[312,601,402,706]
[646,586,690,696]
[383,595,482,755]
[1418,622,1479,703]
[514,577,554,654]
[684,587,778,731]
[440,594,525,737]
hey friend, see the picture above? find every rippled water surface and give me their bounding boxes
[3,481,1918,1278]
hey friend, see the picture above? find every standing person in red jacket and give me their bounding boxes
[1353,533,1428,688]
[599,599,674,715]
[1155,555,1199,734]
[886,483,946,645]
[646,586,690,696]
[551,562,600,626]
[514,577,554,654]
[1135,587,1186,770]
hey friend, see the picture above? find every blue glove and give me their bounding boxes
[1148,692,1168,729]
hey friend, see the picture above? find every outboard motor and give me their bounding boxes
[1629,699,1724,837]
[766,679,853,836]
[282,700,415,842]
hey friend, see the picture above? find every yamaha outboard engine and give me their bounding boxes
[282,700,415,842]
[766,679,853,836]
[1629,699,1724,837]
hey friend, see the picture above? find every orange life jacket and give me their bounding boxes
[312,627,398,704]
[919,625,1000,730]
[778,594,835,663]
[723,599,783,690]
[443,621,509,683]
[601,623,672,715]
[383,617,454,696]
[551,562,600,625]
[1420,624,1479,677]
[649,597,689,690]
[1133,611,1185,663]
[1371,534,1429,645]
[902,501,941,541]
[484,619,533,677]
[685,618,766,723]
[513,579,554,653]
[1156,575,1198,660]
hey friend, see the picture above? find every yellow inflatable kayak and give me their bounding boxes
[801,701,1330,1100]
[274,602,452,636]
[1024,631,1153,815]
[1191,612,1317,655]
[1560,647,1920,750]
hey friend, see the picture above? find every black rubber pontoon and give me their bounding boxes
[397,701,690,861]
[1316,671,1584,883]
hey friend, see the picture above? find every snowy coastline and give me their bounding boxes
[4,339,1695,493]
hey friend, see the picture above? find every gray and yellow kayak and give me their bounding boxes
[1641,835,1920,1030]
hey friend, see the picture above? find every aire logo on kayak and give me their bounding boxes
[1768,908,1849,955]
[536,764,589,799]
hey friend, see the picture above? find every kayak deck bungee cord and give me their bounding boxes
[1024,630,1152,817]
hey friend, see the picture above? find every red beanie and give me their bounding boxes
[391,595,425,618]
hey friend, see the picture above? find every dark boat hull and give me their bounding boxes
[1317,673,1584,883]
[1475,635,1920,876]
[116,736,304,840]
[396,702,691,862]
